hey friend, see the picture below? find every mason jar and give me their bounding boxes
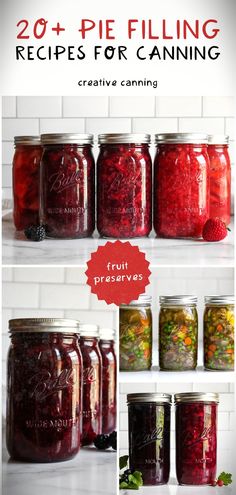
[6,318,82,462]
[40,133,95,238]
[79,324,102,445]
[154,133,209,238]
[99,328,117,434]
[159,295,198,371]
[119,295,152,371]
[204,295,234,371]
[175,392,219,485]
[127,393,171,485]
[13,136,42,230]
[208,135,231,225]
[97,133,152,238]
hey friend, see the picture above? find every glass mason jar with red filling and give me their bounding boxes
[175,392,219,485]
[208,135,231,225]
[154,133,210,238]
[6,318,82,463]
[79,324,102,445]
[40,133,95,238]
[99,328,117,434]
[13,136,42,230]
[128,393,172,485]
[97,133,152,238]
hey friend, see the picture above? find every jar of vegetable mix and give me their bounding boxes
[208,135,231,225]
[40,133,95,238]
[97,134,152,238]
[119,295,152,371]
[175,392,219,485]
[204,296,234,371]
[7,318,82,462]
[13,136,42,230]
[154,133,209,238]
[127,393,171,485]
[159,296,198,371]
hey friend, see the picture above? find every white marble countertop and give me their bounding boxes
[2,215,234,266]
[2,444,116,495]
[122,479,235,495]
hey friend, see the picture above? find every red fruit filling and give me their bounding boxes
[176,402,217,485]
[97,143,152,238]
[154,143,209,238]
[99,339,117,434]
[41,144,95,238]
[6,333,82,462]
[208,144,231,226]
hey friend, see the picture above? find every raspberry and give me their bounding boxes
[217,479,224,487]
[24,225,46,242]
[202,218,229,242]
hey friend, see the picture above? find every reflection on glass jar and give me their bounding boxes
[40,133,95,238]
[208,135,231,225]
[99,328,117,434]
[97,134,152,238]
[128,393,171,485]
[79,324,102,445]
[204,296,234,371]
[13,136,42,230]
[119,295,152,371]
[159,296,198,371]
[154,133,209,239]
[175,393,219,485]
[6,318,82,462]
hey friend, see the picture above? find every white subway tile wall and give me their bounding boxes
[119,382,235,477]
[2,96,235,208]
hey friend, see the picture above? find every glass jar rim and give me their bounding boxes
[99,327,115,340]
[79,323,99,337]
[155,133,208,144]
[14,136,41,146]
[127,393,172,404]
[8,318,80,333]
[205,295,234,305]
[160,295,197,305]
[174,392,219,404]
[208,134,229,145]
[120,294,152,307]
[98,133,151,144]
[41,133,94,145]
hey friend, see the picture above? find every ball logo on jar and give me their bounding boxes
[106,172,137,194]
[28,368,75,401]
[182,425,214,448]
[83,366,97,383]
[49,170,83,193]
[134,426,164,449]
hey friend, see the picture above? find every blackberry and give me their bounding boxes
[109,430,117,450]
[24,225,46,242]
[124,469,132,476]
[94,434,110,450]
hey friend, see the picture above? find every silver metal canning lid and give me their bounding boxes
[174,392,219,404]
[41,133,94,145]
[127,393,172,404]
[99,328,115,340]
[208,135,229,145]
[9,318,80,333]
[79,324,99,337]
[205,295,234,305]
[155,133,208,144]
[14,136,41,146]
[160,295,197,306]
[98,133,151,144]
[120,294,152,307]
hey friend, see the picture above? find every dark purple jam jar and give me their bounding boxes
[127,393,171,485]
[175,392,219,485]
[97,133,152,238]
[40,133,95,238]
[6,318,82,462]
[99,328,117,434]
[79,325,102,446]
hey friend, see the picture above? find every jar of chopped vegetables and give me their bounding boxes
[119,295,152,371]
[204,296,234,371]
[159,296,198,371]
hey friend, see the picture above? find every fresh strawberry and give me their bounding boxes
[202,218,230,242]
[217,479,224,487]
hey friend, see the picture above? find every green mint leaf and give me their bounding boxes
[218,472,232,486]
[119,455,129,470]
[119,481,129,489]
[131,471,143,486]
